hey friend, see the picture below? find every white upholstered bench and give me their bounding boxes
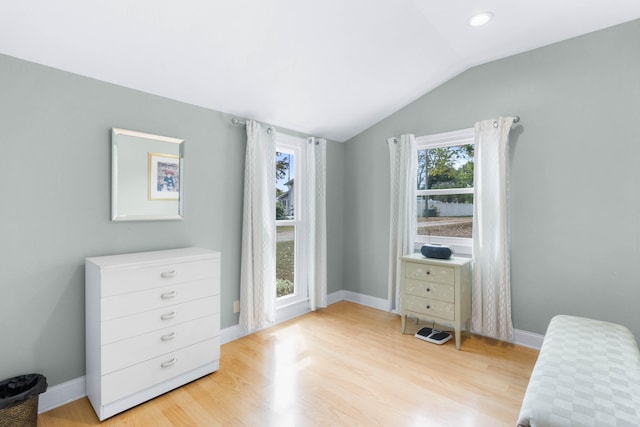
[517,315,640,427]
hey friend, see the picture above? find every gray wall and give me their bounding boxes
[0,54,344,386]
[3,17,638,390]
[344,20,640,338]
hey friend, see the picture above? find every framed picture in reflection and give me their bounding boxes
[148,152,180,200]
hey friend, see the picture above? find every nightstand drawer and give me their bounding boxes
[100,259,218,297]
[102,295,220,345]
[403,279,454,303]
[402,294,454,321]
[101,337,220,405]
[404,262,454,285]
[101,314,220,375]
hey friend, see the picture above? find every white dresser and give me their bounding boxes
[400,254,471,350]
[85,247,221,420]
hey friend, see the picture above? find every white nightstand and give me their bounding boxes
[400,253,471,350]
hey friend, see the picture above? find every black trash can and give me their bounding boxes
[0,374,47,427]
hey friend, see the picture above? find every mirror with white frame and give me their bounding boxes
[111,128,184,221]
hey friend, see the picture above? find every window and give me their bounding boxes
[416,128,475,256]
[275,134,308,308]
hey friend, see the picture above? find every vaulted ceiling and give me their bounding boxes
[1,1,639,141]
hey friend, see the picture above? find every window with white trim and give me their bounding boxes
[275,134,308,307]
[416,128,475,256]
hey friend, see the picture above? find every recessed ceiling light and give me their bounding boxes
[469,11,493,27]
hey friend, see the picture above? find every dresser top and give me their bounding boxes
[86,247,220,269]
[401,252,471,267]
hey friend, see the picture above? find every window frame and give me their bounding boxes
[415,127,475,257]
[275,133,309,309]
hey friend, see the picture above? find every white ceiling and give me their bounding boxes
[1,1,639,141]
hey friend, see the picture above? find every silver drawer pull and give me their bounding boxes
[161,290,176,299]
[161,270,176,279]
[161,311,176,320]
[161,332,177,341]
[161,358,177,368]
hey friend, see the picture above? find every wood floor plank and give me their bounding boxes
[38,301,538,426]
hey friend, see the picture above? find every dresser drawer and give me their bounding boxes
[100,259,219,297]
[101,314,220,375]
[101,337,220,405]
[102,295,220,345]
[101,278,215,321]
[402,294,454,321]
[403,279,454,303]
[404,262,454,285]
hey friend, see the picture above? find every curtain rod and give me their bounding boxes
[230,117,273,134]
[493,115,520,128]
[230,118,323,144]
[388,115,521,143]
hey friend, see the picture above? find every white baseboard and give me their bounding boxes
[513,328,544,349]
[327,289,346,305]
[275,299,312,324]
[220,299,312,344]
[328,289,389,311]
[220,324,244,344]
[38,375,86,414]
[39,290,542,413]
[330,291,544,349]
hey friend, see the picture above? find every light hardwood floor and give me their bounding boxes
[39,301,538,427]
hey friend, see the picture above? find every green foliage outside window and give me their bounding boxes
[418,145,474,204]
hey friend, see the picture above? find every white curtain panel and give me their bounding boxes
[471,116,515,341]
[240,120,276,333]
[387,134,417,312]
[305,137,328,310]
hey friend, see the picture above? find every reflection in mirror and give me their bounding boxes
[112,128,184,221]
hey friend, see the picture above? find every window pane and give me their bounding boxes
[276,225,295,298]
[276,152,295,220]
[417,195,473,238]
[417,144,474,191]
